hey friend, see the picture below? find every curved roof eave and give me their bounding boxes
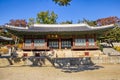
[5,23,115,34]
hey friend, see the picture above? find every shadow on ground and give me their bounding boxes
[60,65,104,73]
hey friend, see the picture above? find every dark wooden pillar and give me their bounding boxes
[23,36,25,48]
[45,38,48,48]
[31,36,34,48]
[94,34,97,46]
[72,36,75,47]
[86,34,89,47]
[59,37,61,49]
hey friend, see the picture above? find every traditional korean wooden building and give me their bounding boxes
[5,23,114,57]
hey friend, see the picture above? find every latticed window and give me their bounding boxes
[75,39,86,46]
[49,40,59,48]
[61,40,71,48]
[25,39,31,46]
[88,38,95,46]
[34,39,45,47]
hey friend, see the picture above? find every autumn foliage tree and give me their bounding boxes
[96,16,120,26]
[8,19,27,27]
[97,16,120,46]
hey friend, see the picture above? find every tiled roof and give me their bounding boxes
[6,23,114,32]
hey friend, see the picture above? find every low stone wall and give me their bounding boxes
[72,50,102,57]
[16,50,33,57]
[16,50,103,58]
[91,56,120,64]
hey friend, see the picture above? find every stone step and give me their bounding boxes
[0,58,10,66]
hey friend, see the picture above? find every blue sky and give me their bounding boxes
[0,0,120,25]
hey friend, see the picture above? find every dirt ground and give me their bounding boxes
[0,64,120,80]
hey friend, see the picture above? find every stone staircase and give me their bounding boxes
[103,47,120,56]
